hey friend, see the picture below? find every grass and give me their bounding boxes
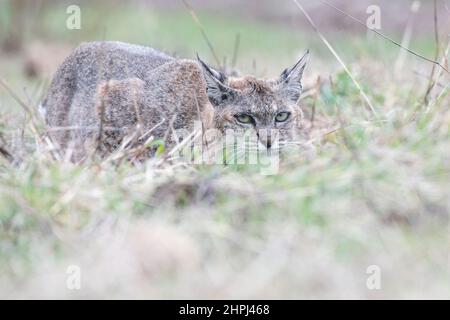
[0,3,449,299]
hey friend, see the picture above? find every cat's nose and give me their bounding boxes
[258,133,272,149]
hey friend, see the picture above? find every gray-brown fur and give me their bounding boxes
[43,41,309,161]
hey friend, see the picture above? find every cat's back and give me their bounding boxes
[43,41,174,145]
[44,41,174,115]
[63,41,174,82]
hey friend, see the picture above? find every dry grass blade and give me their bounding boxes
[423,0,440,105]
[413,71,446,89]
[0,76,44,145]
[292,0,378,117]
[0,145,13,162]
[310,76,321,129]
[139,118,166,141]
[95,83,107,154]
[168,130,200,157]
[182,0,222,68]
[0,77,35,121]
[319,0,449,74]
[416,39,450,113]
[395,1,420,72]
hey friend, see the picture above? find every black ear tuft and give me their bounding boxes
[278,50,309,103]
[197,54,236,106]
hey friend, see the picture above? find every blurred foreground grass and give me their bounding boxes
[0,2,449,298]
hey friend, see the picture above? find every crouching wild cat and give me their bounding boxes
[43,41,309,161]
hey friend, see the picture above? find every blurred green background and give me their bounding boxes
[0,0,443,77]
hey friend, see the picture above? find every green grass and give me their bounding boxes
[0,3,449,299]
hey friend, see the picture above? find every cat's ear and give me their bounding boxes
[197,54,236,106]
[277,50,309,103]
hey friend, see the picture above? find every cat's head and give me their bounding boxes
[197,51,309,149]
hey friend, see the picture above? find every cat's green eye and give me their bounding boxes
[275,111,291,122]
[235,114,254,124]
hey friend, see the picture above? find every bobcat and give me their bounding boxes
[43,41,309,161]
